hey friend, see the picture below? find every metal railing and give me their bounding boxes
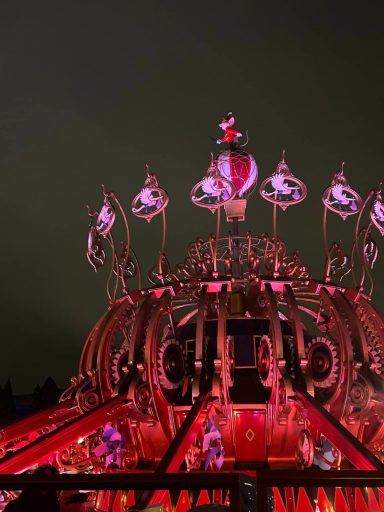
[0,469,383,510]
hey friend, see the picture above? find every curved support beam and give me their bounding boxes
[80,289,146,380]
[97,298,135,400]
[264,283,292,405]
[79,309,110,376]
[126,293,163,416]
[146,292,175,441]
[284,285,313,396]
[319,288,354,419]
[333,290,369,365]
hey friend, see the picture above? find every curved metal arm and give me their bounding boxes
[359,221,374,296]
[157,209,168,283]
[322,193,331,282]
[110,192,131,291]
[354,190,375,291]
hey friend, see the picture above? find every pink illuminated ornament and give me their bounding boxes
[191,158,237,211]
[96,199,116,236]
[370,192,384,235]
[322,164,362,219]
[259,152,307,210]
[131,165,168,222]
[216,147,258,198]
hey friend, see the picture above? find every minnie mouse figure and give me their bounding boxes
[216,112,242,145]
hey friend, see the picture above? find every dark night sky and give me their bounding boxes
[1,1,383,392]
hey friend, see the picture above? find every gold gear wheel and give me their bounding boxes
[306,336,339,389]
[157,338,186,391]
[257,335,274,388]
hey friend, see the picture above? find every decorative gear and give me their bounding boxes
[367,343,384,374]
[349,381,368,408]
[306,337,339,389]
[284,336,297,379]
[296,429,314,469]
[257,335,274,388]
[157,338,186,391]
[134,383,151,412]
[110,343,129,385]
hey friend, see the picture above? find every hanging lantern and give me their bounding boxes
[131,165,169,222]
[322,164,362,219]
[259,151,307,210]
[191,158,237,212]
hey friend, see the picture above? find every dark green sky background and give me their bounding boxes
[1,1,383,392]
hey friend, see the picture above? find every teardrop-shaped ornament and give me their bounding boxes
[321,165,362,218]
[131,166,169,221]
[191,159,236,210]
[259,152,307,209]
[96,199,116,237]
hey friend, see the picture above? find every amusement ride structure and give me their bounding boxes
[1,113,384,511]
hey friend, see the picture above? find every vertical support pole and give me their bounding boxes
[256,483,268,511]
[229,483,241,512]
[273,202,279,277]
[323,199,331,283]
[232,217,241,278]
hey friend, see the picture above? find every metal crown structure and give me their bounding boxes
[1,114,384,511]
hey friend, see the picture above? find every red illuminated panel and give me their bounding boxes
[233,407,266,462]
